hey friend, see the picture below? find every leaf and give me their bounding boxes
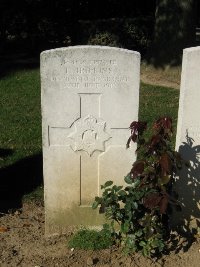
[126,235,136,247]
[116,186,123,191]
[127,121,147,148]
[159,175,171,185]
[0,226,9,232]
[151,239,159,248]
[113,185,123,192]
[159,153,172,176]
[125,202,131,211]
[132,179,141,189]
[99,204,106,214]
[135,230,143,237]
[94,196,101,202]
[121,220,130,234]
[126,136,132,149]
[132,202,138,209]
[131,133,137,142]
[104,188,112,194]
[92,201,99,209]
[131,160,145,179]
[118,190,126,196]
[142,247,149,257]
[153,117,172,133]
[149,134,162,148]
[159,195,169,214]
[145,166,155,173]
[124,174,132,184]
[104,181,113,187]
[143,193,162,210]
[139,241,146,247]
[130,121,147,135]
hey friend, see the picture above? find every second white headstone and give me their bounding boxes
[175,46,200,227]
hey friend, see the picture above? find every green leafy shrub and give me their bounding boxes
[87,31,120,47]
[68,226,113,250]
[123,20,151,51]
[93,117,186,257]
[79,17,153,52]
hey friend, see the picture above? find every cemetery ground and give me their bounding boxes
[1,67,200,266]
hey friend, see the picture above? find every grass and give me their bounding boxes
[0,69,41,168]
[68,228,113,250]
[0,69,180,201]
[139,82,180,147]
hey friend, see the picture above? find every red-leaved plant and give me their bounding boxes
[93,117,185,256]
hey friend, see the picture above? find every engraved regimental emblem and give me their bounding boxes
[68,115,111,156]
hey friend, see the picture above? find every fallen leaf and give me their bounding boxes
[0,226,9,232]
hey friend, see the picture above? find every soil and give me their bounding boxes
[0,201,200,267]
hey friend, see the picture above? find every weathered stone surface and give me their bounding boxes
[41,46,140,235]
[175,46,200,226]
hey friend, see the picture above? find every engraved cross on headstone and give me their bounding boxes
[49,93,128,206]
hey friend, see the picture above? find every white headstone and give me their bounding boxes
[41,46,140,235]
[175,46,200,227]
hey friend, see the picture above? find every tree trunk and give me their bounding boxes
[148,0,197,67]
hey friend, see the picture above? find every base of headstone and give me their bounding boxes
[45,207,106,236]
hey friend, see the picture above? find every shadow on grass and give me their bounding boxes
[0,148,14,158]
[0,153,43,212]
[0,52,40,78]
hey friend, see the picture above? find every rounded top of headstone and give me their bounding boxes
[183,46,200,53]
[40,45,140,58]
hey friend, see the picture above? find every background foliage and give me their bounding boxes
[1,0,200,65]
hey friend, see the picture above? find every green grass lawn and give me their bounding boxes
[0,69,41,168]
[139,82,180,147]
[0,69,180,200]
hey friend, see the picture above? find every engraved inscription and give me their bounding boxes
[49,58,130,89]
[63,59,117,65]
[68,115,111,156]
[75,67,111,74]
